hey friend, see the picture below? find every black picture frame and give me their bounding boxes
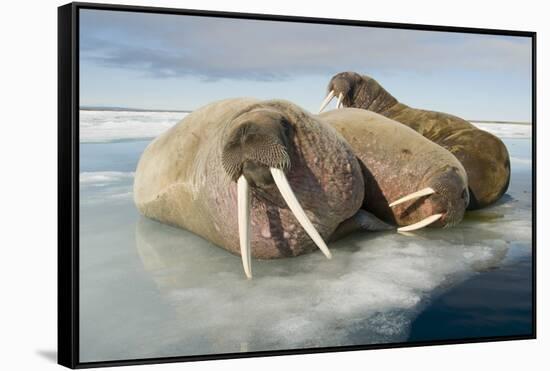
[58,2,537,369]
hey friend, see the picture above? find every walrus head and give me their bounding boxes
[222,109,292,188]
[220,101,365,278]
[388,166,469,231]
[319,72,398,113]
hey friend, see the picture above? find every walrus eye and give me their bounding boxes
[236,168,332,279]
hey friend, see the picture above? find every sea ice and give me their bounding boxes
[78,146,531,361]
[78,110,532,143]
[77,110,532,362]
[472,122,532,139]
[79,110,187,143]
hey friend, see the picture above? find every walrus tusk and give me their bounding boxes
[336,92,343,109]
[319,90,335,113]
[389,187,436,207]
[270,167,333,259]
[237,175,252,279]
[398,213,443,232]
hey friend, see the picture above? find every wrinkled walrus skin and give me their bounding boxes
[319,108,469,229]
[323,72,511,209]
[134,98,373,260]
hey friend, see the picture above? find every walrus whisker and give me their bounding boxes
[319,90,335,113]
[397,213,443,232]
[237,175,253,279]
[336,92,343,109]
[389,187,436,207]
[270,167,333,259]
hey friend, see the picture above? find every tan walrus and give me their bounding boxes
[319,108,469,230]
[134,98,391,279]
[320,72,511,209]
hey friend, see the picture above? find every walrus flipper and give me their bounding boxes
[330,209,395,241]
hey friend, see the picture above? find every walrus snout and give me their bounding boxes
[319,72,355,112]
[390,167,468,231]
[221,110,292,183]
[428,169,469,227]
[428,177,469,229]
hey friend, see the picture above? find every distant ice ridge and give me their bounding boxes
[79,110,532,143]
[80,171,135,185]
[80,110,187,143]
[472,122,532,139]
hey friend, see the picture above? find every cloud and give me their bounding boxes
[80,9,532,81]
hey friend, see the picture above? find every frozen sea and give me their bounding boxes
[78,110,533,362]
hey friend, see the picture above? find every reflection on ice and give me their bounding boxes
[79,171,135,205]
[133,210,516,354]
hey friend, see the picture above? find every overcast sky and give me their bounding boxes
[80,9,532,121]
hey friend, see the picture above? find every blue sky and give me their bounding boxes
[80,9,532,121]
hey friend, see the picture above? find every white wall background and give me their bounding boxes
[0,0,546,370]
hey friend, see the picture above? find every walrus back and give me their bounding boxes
[318,108,467,181]
[387,104,476,141]
[386,105,510,208]
[319,108,465,173]
[133,98,259,221]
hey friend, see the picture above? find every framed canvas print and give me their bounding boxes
[58,2,536,368]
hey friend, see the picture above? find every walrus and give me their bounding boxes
[319,72,511,209]
[134,98,390,279]
[318,108,469,230]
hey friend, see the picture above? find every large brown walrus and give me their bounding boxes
[134,98,391,279]
[319,108,469,230]
[319,72,511,209]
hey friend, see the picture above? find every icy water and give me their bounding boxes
[78,110,533,362]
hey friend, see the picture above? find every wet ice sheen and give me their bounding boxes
[79,115,532,362]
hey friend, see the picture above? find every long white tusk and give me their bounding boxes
[270,167,332,259]
[319,90,335,113]
[389,187,436,207]
[397,213,443,232]
[336,92,343,109]
[237,175,252,279]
